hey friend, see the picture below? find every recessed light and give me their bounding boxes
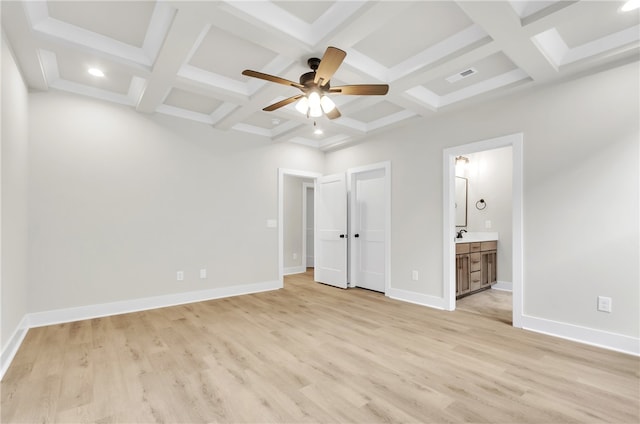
[88,68,105,77]
[271,118,280,125]
[621,0,639,12]
[314,128,323,135]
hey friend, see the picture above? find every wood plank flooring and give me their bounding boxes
[2,269,639,423]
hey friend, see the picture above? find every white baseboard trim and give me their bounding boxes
[0,279,280,380]
[283,266,306,276]
[28,280,281,328]
[387,287,447,310]
[522,315,640,356]
[1,315,30,380]
[492,280,512,291]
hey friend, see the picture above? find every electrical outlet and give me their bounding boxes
[597,296,612,313]
[199,269,207,279]
[485,220,492,229]
[293,253,298,260]
[177,271,184,281]
[412,270,419,281]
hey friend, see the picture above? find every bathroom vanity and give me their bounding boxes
[455,234,497,298]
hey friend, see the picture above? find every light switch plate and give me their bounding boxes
[200,269,207,279]
[597,296,612,313]
[266,219,277,228]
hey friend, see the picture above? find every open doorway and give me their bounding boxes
[443,133,523,328]
[278,169,321,286]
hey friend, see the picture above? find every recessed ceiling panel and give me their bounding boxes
[56,51,132,94]
[509,0,560,18]
[189,27,278,80]
[349,101,404,123]
[244,112,288,129]
[556,2,640,48]
[425,52,519,96]
[164,88,222,115]
[273,1,334,24]
[353,2,473,67]
[47,1,155,47]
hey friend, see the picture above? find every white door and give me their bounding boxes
[350,168,386,292]
[314,173,348,288]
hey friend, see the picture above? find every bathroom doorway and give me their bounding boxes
[443,133,523,328]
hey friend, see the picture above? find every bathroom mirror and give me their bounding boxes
[455,176,467,227]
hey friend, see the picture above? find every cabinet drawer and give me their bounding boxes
[470,271,481,290]
[481,241,497,251]
[470,253,481,271]
[470,243,481,252]
[456,243,470,254]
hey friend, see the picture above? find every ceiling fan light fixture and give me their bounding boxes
[320,95,335,113]
[307,92,323,117]
[295,96,309,114]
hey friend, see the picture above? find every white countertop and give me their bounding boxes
[455,231,499,243]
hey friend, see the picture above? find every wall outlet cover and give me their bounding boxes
[597,296,612,313]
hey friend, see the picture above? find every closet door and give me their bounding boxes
[314,173,348,288]
[350,168,386,292]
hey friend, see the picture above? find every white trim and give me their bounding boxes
[387,288,448,310]
[1,316,30,380]
[347,161,391,294]
[302,182,314,269]
[442,133,524,329]
[283,266,306,276]
[522,315,640,357]
[27,280,281,329]
[278,169,322,285]
[492,281,513,291]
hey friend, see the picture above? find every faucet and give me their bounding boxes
[456,229,467,239]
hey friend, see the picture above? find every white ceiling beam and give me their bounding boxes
[136,9,208,113]
[456,1,558,83]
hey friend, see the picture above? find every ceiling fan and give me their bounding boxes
[242,46,389,120]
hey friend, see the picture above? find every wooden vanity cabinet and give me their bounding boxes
[456,240,497,298]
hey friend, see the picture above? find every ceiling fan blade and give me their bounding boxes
[263,94,303,112]
[242,70,304,89]
[314,46,346,87]
[326,106,341,120]
[330,84,389,95]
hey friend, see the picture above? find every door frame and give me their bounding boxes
[442,133,523,328]
[278,169,321,286]
[347,161,391,293]
[302,182,314,269]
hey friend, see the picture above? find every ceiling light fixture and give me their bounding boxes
[621,0,639,11]
[88,68,105,77]
[295,90,336,118]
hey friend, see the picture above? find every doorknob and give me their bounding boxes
[354,234,360,238]
[339,234,345,238]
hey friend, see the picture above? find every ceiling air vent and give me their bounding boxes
[446,67,478,83]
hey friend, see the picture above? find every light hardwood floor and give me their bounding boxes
[2,269,639,423]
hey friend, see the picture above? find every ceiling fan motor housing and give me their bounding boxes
[300,58,329,89]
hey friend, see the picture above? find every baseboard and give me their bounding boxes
[387,287,447,310]
[1,315,29,380]
[492,280,512,291]
[283,266,306,276]
[522,315,639,356]
[28,280,281,328]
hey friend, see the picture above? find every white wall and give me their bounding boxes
[283,175,313,272]
[27,90,324,313]
[1,34,29,355]
[464,146,512,283]
[325,61,639,340]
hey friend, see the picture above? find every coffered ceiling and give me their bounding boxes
[2,1,639,151]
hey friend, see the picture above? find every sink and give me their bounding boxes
[455,231,499,243]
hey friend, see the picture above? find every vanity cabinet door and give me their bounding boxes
[456,254,470,295]
[481,250,497,287]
